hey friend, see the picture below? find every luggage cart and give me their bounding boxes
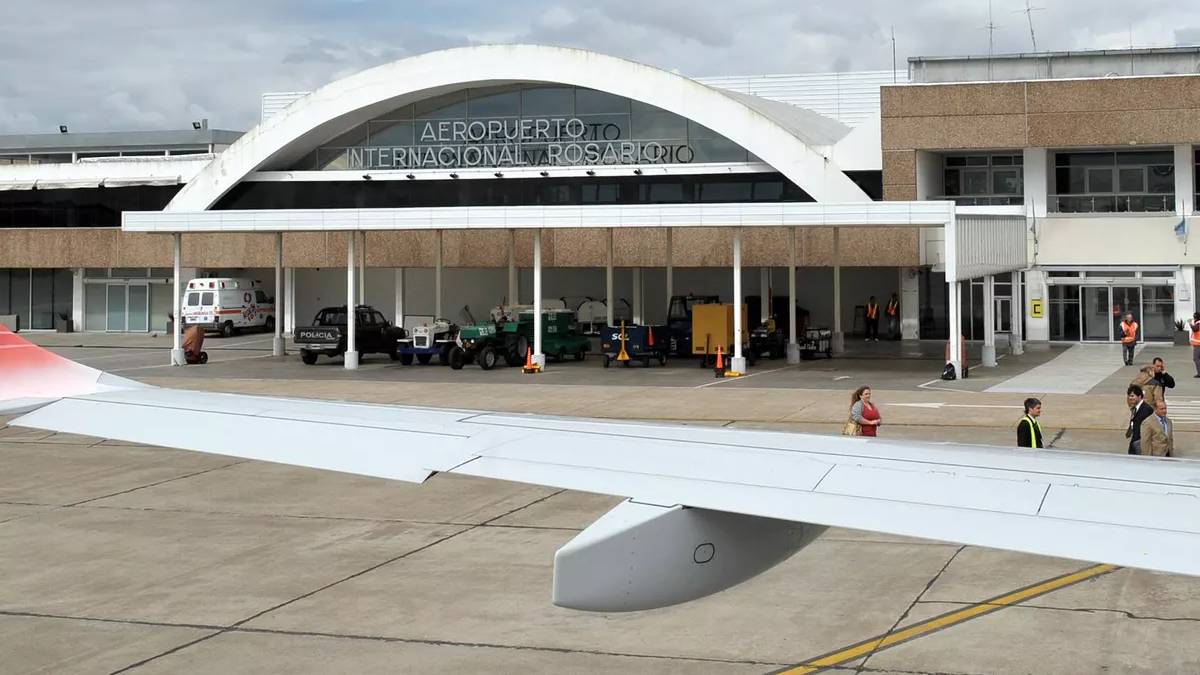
[798,327,833,360]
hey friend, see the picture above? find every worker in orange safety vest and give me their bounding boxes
[885,293,900,340]
[1189,312,1200,378]
[865,296,880,342]
[1120,312,1139,366]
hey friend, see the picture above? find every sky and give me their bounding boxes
[3,0,1200,134]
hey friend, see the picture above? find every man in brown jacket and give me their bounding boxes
[1139,399,1174,457]
[1130,365,1161,409]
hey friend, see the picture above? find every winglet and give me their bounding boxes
[0,325,141,414]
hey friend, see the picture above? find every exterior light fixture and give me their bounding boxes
[494,171,503,178]
[633,168,643,175]
[540,170,550,177]
[192,121,202,130]
[362,174,373,180]
[58,125,68,134]
[586,170,596,176]
[449,173,459,179]
[405,173,415,180]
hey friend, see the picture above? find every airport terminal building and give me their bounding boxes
[0,44,1195,354]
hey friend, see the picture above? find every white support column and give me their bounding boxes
[507,229,518,305]
[948,281,962,376]
[1175,145,1195,216]
[631,268,643,324]
[395,268,405,329]
[786,227,799,363]
[665,228,674,319]
[71,268,84,332]
[273,232,285,356]
[344,232,358,370]
[900,267,920,340]
[1010,270,1024,355]
[357,231,366,306]
[434,230,443,319]
[759,267,770,326]
[831,227,844,354]
[605,228,614,327]
[170,233,185,366]
[982,274,997,367]
[284,268,296,336]
[532,229,545,368]
[731,228,746,373]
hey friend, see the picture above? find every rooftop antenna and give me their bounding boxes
[891,25,898,83]
[984,0,999,80]
[1128,25,1135,75]
[1016,0,1043,53]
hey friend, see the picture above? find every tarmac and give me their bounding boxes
[3,331,1200,674]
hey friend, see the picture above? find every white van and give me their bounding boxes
[181,278,275,337]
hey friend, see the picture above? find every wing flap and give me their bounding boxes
[454,455,1200,576]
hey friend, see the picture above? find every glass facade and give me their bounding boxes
[1051,150,1174,213]
[938,153,1023,206]
[216,173,813,210]
[0,268,72,330]
[0,185,182,228]
[286,84,757,171]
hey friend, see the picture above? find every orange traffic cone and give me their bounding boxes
[647,327,655,347]
[522,346,540,374]
[616,321,631,362]
[713,344,724,378]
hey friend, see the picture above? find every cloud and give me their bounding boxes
[2,0,1200,134]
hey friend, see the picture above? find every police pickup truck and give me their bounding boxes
[295,305,404,365]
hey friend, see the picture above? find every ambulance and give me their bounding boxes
[181,278,275,337]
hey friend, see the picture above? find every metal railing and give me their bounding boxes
[930,195,1024,206]
[1049,193,1175,214]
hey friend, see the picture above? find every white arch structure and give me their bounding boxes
[167,44,869,211]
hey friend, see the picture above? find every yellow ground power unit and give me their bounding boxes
[690,304,749,360]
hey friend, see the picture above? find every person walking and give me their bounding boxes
[1119,312,1139,366]
[1152,357,1176,400]
[1131,365,1161,410]
[1140,399,1174,457]
[1126,384,1153,455]
[1190,312,1200,378]
[864,296,880,342]
[886,293,900,340]
[849,386,882,437]
[1016,397,1044,448]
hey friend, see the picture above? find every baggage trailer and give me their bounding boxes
[798,327,833,360]
[691,304,754,368]
[600,323,668,368]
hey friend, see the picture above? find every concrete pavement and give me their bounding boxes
[3,337,1200,673]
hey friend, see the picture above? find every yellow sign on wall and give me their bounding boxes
[1030,299,1044,318]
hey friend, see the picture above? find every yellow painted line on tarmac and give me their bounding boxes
[771,562,1118,675]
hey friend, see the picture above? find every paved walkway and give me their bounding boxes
[986,343,1142,395]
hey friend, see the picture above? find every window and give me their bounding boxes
[372,311,388,326]
[940,153,1023,206]
[187,292,200,306]
[255,290,269,303]
[1051,150,1174,213]
[200,292,214,306]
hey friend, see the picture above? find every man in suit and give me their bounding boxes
[1140,399,1174,457]
[1126,384,1153,455]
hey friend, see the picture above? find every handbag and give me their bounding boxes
[841,417,861,436]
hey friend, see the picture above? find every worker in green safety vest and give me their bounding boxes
[1016,398,1044,448]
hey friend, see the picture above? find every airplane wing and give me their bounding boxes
[5,325,1200,612]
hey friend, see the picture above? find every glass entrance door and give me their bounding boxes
[105,284,127,332]
[1112,286,1141,342]
[127,284,149,332]
[1081,286,1111,341]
